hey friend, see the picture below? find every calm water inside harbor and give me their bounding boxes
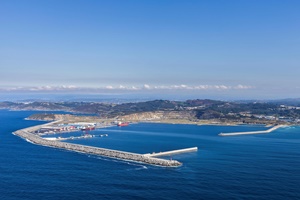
[1,110,300,199]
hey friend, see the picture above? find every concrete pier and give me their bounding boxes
[144,147,198,157]
[219,125,284,136]
[13,122,182,167]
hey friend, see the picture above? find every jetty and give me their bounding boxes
[144,147,198,157]
[219,125,284,136]
[12,122,188,167]
[44,134,108,141]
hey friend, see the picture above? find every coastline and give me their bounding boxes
[24,111,294,128]
[24,114,291,137]
[11,113,293,168]
[137,119,285,127]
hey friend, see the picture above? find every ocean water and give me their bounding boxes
[1,110,300,200]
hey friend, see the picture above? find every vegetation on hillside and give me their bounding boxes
[1,99,300,124]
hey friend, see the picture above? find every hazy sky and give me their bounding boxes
[1,0,299,99]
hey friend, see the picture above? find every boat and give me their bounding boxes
[117,122,129,127]
[81,126,95,131]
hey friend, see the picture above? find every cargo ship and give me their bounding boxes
[117,122,129,127]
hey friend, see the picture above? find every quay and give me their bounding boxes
[13,122,183,167]
[144,147,198,157]
[44,134,108,141]
[219,125,284,136]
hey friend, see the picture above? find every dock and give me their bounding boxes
[12,121,185,167]
[219,125,284,136]
[44,134,108,141]
[144,147,198,157]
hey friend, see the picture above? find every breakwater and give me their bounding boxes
[219,125,284,136]
[13,123,182,167]
[144,147,198,157]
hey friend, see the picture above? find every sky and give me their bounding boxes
[0,0,300,100]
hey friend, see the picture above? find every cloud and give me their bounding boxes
[233,84,254,89]
[0,85,81,92]
[135,84,253,90]
[105,85,114,89]
[25,85,79,91]
[0,84,255,93]
[143,84,151,89]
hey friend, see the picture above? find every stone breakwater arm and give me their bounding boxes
[13,127,182,167]
[219,125,284,136]
[144,147,198,157]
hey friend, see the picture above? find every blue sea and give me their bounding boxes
[1,110,300,200]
